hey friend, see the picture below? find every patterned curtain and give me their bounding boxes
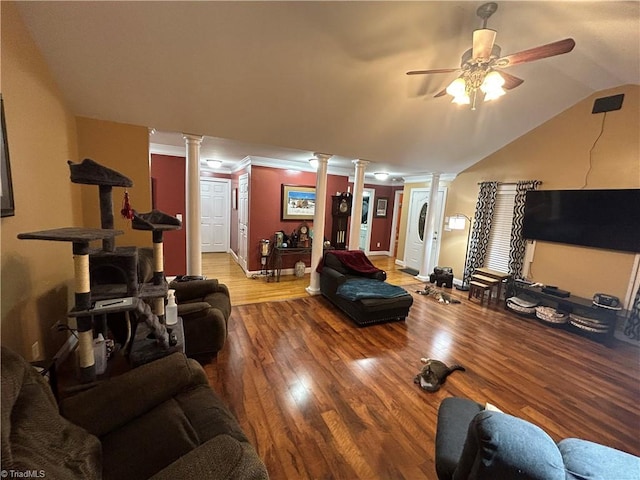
[508,180,542,279]
[464,182,498,285]
[624,287,640,340]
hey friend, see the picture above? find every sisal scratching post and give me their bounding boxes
[73,241,95,381]
[17,228,124,383]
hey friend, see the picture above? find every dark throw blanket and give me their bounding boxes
[317,250,383,275]
[337,278,408,301]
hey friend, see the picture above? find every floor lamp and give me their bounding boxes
[449,214,472,291]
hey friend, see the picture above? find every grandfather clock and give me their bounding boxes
[331,192,352,250]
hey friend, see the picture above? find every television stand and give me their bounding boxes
[511,281,618,346]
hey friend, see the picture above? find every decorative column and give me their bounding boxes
[417,173,441,281]
[348,159,369,250]
[306,153,332,295]
[184,134,203,276]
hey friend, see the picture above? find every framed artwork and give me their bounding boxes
[281,184,315,220]
[1,94,15,218]
[375,197,388,218]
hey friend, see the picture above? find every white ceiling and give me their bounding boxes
[15,1,640,179]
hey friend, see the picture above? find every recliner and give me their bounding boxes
[169,279,231,358]
[435,397,640,480]
[1,347,268,480]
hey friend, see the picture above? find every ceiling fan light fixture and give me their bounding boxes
[480,70,506,101]
[484,87,506,102]
[452,93,471,105]
[446,77,466,97]
[374,172,389,181]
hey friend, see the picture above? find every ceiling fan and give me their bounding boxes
[407,2,575,109]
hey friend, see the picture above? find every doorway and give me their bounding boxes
[200,178,230,253]
[403,188,445,272]
[358,188,375,253]
[237,173,249,272]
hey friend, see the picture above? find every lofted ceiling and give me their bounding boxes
[14,1,640,179]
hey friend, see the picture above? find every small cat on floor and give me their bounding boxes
[415,285,461,304]
[413,358,465,392]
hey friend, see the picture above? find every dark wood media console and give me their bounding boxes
[510,281,619,346]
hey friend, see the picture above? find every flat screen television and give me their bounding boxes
[522,189,640,253]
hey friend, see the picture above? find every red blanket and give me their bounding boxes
[317,250,382,275]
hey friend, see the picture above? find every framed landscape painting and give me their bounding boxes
[1,94,15,218]
[282,185,315,220]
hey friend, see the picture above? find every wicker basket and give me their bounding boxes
[569,313,610,333]
[506,298,536,315]
[535,306,568,324]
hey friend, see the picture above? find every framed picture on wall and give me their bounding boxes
[281,185,315,220]
[375,197,388,218]
[1,94,15,218]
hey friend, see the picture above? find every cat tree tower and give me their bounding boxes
[18,159,182,382]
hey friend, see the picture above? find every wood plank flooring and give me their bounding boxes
[201,253,640,480]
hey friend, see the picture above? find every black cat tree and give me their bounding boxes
[19,158,182,382]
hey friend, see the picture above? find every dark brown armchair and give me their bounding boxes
[169,279,231,358]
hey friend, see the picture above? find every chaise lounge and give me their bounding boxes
[318,250,413,326]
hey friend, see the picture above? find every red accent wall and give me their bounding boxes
[367,183,395,252]
[247,166,350,271]
[150,154,186,275]
[148,159,397,273]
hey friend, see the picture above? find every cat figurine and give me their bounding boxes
[413,358,465,392]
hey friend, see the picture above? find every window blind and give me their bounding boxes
[485,186,516,273]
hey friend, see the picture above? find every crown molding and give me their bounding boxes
[402,172,457,184]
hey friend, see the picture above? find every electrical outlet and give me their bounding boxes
[32,341,40,361]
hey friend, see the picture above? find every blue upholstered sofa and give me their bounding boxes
[436,397,640,480]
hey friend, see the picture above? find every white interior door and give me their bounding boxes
[238,173,249,271]
[201,179,230,253]
[404,188,445,271]
[358,189,375,253]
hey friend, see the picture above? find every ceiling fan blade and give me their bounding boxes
[472,29,497,60]
[497,38,576,67]
[434,87,448,98]
[498,71,524,90]
[406,68,459,76]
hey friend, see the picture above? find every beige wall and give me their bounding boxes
[75,117,151,248]
[439,84,640,302]
[1,4,153,360]
[1,2,81,359]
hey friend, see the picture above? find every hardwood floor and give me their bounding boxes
[201,252,420,306]
[201,253,640,480]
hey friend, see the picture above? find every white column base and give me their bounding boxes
[305,286,321,296]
